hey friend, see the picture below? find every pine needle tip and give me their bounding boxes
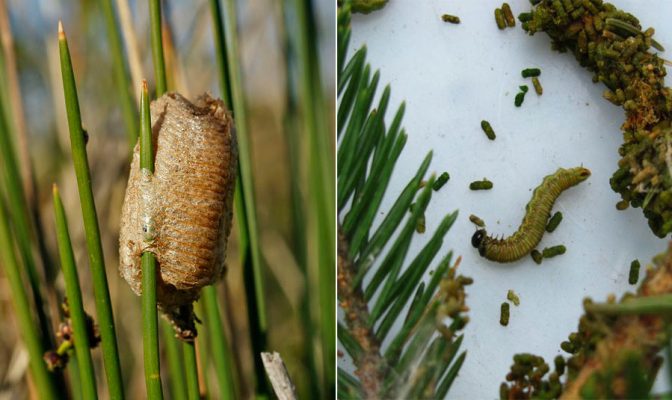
[57,20,65,39]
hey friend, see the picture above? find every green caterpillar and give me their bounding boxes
[471,167,590,263]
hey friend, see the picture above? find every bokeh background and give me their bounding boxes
[0,0,334,398]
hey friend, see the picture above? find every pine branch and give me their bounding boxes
[337,3,470,398]
[337,229,384,397]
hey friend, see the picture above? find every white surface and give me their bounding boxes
[342,1,672,398]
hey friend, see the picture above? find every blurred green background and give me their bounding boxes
[0,0,334,398]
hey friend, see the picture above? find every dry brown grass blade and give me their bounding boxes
[0,0,34,204]
[115,0,144,104]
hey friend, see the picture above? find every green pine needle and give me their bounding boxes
[183,342,200,399]
[58,21,124,399]
[149,0,167,96]
[201,286,237,400]
[52,185,98,399]
[337,4,468,398]
[139,81,163,400]
[100,0,138,146]
[0,195,58,399]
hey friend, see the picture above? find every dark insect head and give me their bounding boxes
[577,167,591,181]
[471,229,486,249]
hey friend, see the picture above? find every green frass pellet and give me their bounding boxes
[545,211,563,233]
[514,91,526,107]
[494,8,506,30]
[441,14,461,24]
[433,172,450,191]
[542,245,566,258]
[519,85,529,93]
[521,68,541,78]
[500,383,509,400]
[532,77,543,95]
[469,214,485,227]
[616,200,629,210]
[531,249,543,264]
[518,12,533,22]
[469,179,493,190]
[560,341,574,354]
[554,355,566,375]
[416,214,426,234]
[500,302,510,326]
[480,120,496,140]
[501,3,515,27]
[561,0,573,13]
[628,259,640,285]
[507,289,520,306]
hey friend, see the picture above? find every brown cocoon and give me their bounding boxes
[119,92,237,340]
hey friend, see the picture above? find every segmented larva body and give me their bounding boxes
[471,167,590,263]
[119,92,237,339]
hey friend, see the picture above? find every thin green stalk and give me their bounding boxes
[139,81,163,399]
[209,2,264,393]
[161,322,187,400]
[99,0,138,146]
[280,3,318,397]
[585,294,672,316]
[69,354,83,400]
[208,0,232,108]
[221,0,268,395]
[142,251,161,398]
[58,22,124,399]
[293,0,335,390]
[149,0,167,95]
[0,87,54,353]
[202,285,237,399]
[0,198,58,399]
[183,342,201,400]
[52,185,97,400]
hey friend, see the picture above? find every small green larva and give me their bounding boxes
[470,178,493,190]
[441,14,460,24]
[501,3,515,27]
[554,356,565,375]
[469,214,485,227]
[616,200,629,210]
[494,8,506,29]
[542,245,566,259]
[628,259,640,284]
[120,92,237,340]
[481,120,496,140]
[500,302,510,326]
[507,290,520,306]
[521,68,541,78]
[433,172,450,191]
[532,77,543,95]
[531,249,543,264]
[471,167,590,263]
[545,211,563,233]
[518,12,533,22]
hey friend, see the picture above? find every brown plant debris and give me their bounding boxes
[501,242,672,399]
[521,0,672,237]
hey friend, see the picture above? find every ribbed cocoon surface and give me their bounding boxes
[119,92,237,339]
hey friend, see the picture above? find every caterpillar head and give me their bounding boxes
[471,229,487,256]
[575,167,591,181]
